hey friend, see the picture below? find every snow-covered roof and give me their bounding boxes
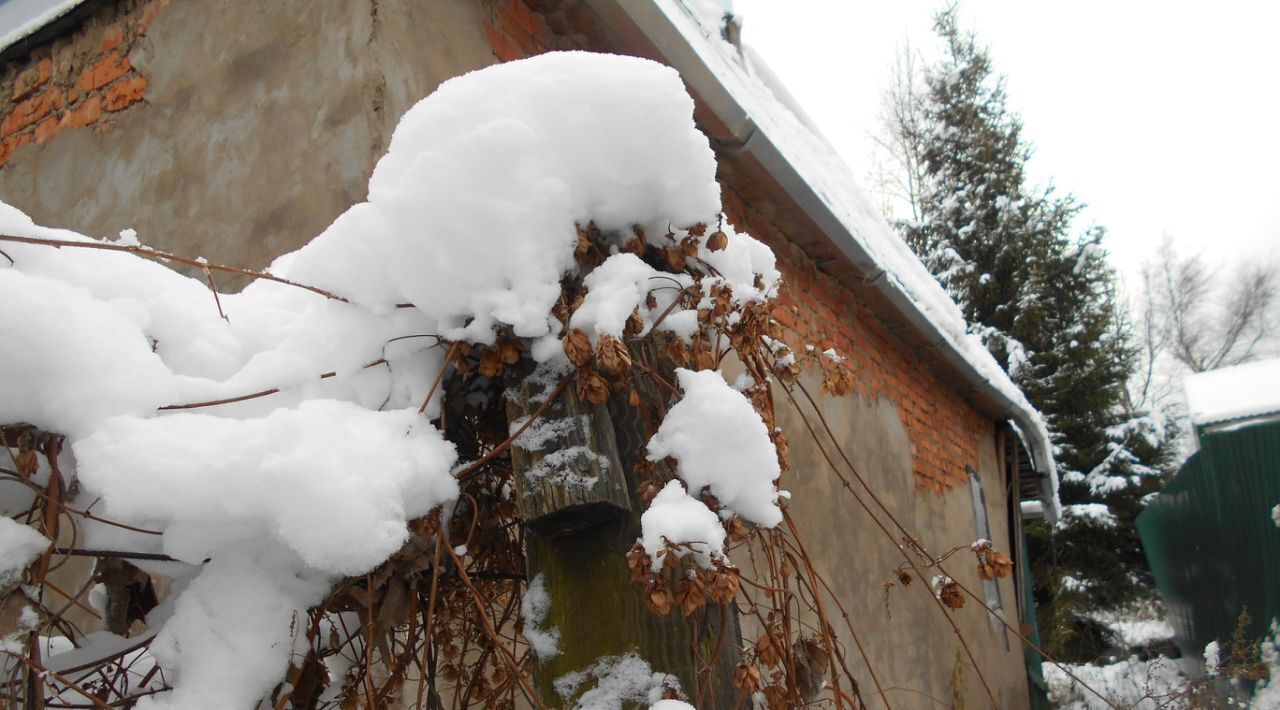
[592,0,1059,516]
[0,0,88,57]
[1185,358,1280,427]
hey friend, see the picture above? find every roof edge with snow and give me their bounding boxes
[0,0,96,63]
[584,0,1059,520]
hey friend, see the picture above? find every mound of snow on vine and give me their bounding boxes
[0,52,744,708]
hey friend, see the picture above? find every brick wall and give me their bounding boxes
[482,0,556,61]
[482,0,989,494]
[720,186,988,494]
[0,0,168,167]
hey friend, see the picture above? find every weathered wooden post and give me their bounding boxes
[506,348,741,707]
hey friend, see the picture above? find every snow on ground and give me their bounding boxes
[1045,654,1195,709]
[1108,616,1176,648]
[0,52,781,707]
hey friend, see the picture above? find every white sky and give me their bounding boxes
[732,0,1280,284]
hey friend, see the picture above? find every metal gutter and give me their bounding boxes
[586,0,1058,520]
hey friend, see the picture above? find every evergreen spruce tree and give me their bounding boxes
[899,8,1179,661]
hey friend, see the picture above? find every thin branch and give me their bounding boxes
[0,234,348,302]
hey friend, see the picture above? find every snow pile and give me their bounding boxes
[1056,503,1118,529]
[521,573,561,660]
[1044,654,1194,709]
[0,518,48,587]
[1106,616,1175,648]
[569,242,778,345]
[1252,619,1280,707]
[288,51,722,344]
[1184,358,1280,426]
[639,481,727,570]
[0,52,766,707]
[646,368,784,528]
[553,652,682,709]
[1203,640,1221,676]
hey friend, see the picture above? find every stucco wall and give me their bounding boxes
[766,372,1025,708]
[0,0,495,285]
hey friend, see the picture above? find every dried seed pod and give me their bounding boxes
[595,334,632,377]
[635,473,661,504]
[575,370,611,405]
[725,516,749,543]
[755,632,782,667]
[822,365,854,397]
[624,308,645,337]
[897,570,913,586]
[665,246,687,272]
[562,329,592,367]
[939,581,965,609]
[14,449,38,478]
[688,223,708,237]
[675,573,707,616]
[776,361,801,384]
[626,543,650,583]
[680,237,699,258]
[498,338,522,365]
[761,685,788,710]
[664,338,690,367]
[574,225,592,258]
[706,229,729,252]
[980,550,1013,579]
[733,664,762,694]
[691,338,715,371]
[478,348,504,378]
[644,576,674,616]
[708,564,740,603]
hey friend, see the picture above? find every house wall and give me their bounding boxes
[0,0,1031,706]
[0,0,496,284]
[723,185,1028,707]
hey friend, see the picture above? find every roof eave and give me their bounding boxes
[585,0,1059,522]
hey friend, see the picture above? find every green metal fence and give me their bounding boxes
[1136,419,1280,658]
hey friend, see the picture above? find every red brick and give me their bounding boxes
[71,54,131,102]
[509,1,551,44]
[483,25,523,62]
[61,95,103,130]
[101,26,125,53]
[104,75,146,111]
[34,116,59,144]
[2,88,63,137]
[12,58,52,100]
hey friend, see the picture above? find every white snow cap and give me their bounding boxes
[646,368,783,527]
[1184,358,1280,426]
[639,480,727,570]
[0,517,49,587]
[286,51,722,342]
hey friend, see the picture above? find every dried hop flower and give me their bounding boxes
[594,334,632,377]
[706,229,729,252]
[562,328,592,367]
